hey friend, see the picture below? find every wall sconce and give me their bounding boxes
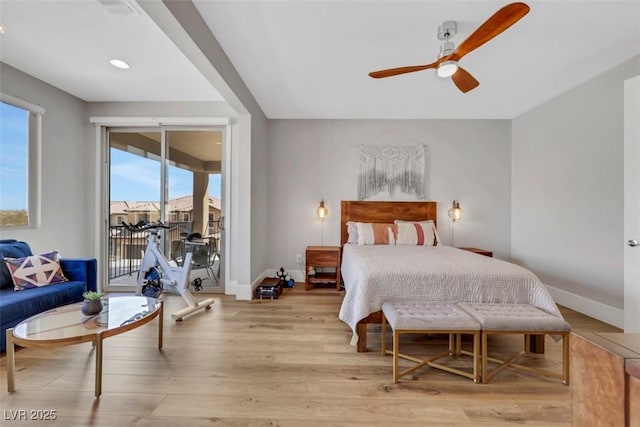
[317,199,328,222]
[317,199,328,246]
[448,199,462,246]
[448,199,462,222]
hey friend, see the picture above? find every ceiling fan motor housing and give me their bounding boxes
[439,41,455,58]
[437,20,457,40]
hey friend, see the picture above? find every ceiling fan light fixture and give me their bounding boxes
[437,60,458,78]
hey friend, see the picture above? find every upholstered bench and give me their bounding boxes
[381,301,481,383]
[457,302,571,384]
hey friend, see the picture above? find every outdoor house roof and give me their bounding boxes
[110,196,221,214]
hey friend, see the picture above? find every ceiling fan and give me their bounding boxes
[368,2,530,93]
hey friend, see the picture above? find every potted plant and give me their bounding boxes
[81,291,103,315]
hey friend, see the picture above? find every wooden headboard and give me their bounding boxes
[340,200,438,245]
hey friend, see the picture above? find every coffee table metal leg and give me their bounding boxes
[95,337,103,398]
[158,301,164,350]
[7,328,15,392]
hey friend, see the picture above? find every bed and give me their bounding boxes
[338,200,561,352]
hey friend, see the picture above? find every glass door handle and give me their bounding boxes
[628,239,639,247]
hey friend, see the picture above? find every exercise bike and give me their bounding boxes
[123,221,216,321]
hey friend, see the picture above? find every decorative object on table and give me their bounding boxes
[81,291,104,315]
[448,199,462,246]
[358,145,427,200]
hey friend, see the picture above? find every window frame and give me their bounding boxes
[0,93,44,229]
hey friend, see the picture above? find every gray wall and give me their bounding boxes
[250,115,269,283]
[267,119,512,274]
[512,56,640,316]
[0,63,94,256]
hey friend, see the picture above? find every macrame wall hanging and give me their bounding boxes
[357,144,427,200]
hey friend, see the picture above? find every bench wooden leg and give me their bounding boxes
[393,330,399,383]
[484,331,568,383]
[528,334,545,354]
[381,314,386,356]
[563,333,570,385]
[482,332,489,384]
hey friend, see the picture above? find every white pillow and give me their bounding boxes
[346,221,358,244]
[394,219,441,246]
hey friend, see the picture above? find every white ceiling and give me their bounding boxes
[0,0,223,102]
[1,1,639,119]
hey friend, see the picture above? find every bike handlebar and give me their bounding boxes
[122,220,171,232]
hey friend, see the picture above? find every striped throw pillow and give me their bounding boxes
[395,222,437,246]
[356,222,396,245]
[394,219,441,246]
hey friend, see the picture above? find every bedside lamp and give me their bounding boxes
[448,199,462,222]
[317,199,327,222]
[448,199,462,246]
[317,199,327,245]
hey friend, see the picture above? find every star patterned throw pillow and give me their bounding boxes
[4,251,68,291]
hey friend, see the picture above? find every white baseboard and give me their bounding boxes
[236,282,253,300]
[545,284,624,329]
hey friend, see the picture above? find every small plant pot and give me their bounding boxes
[81,300,103,316]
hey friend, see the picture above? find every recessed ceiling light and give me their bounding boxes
[0,23,6,34]
[109,59,130,70]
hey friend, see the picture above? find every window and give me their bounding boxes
[0,96,42,228]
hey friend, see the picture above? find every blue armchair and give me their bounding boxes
[0,239,97,352]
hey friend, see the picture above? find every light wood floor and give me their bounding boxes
[0,285,621,426]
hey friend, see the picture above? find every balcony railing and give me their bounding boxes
[108,221,192,280]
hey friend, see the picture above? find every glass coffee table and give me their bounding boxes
[6,295,163,398]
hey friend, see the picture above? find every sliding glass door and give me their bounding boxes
[106,127,224,293]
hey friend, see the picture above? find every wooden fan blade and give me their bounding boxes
[451,67,480,93]
[368,61,439,79]
[450,2,530,62]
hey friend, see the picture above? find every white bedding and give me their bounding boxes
[339,245,562,346]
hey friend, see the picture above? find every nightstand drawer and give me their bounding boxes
[307,250,339,266]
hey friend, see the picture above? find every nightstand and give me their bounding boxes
[305,246,341,291]
[458,247,493,257]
